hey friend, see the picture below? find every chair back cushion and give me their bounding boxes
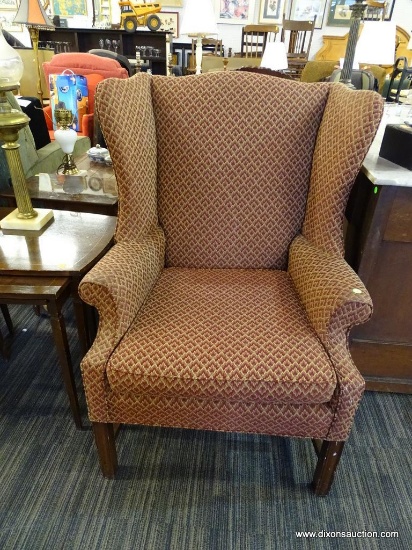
[152,72,329,269]
[42,52,129,82]
[95,73,383,268]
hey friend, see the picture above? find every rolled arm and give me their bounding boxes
[288,234,372,440]
[80,226,164,346]
[288,234,372,347]
[79,227,165,421]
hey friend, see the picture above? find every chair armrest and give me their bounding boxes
[288,234,372,346]
[80,226,164,362]
[43,106,54,131]
[288,234,371,440]
[81,113,94,140]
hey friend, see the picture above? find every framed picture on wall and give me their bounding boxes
[215,0,256,25]
[159,11,179,38]
[258,0,285,24]
[52,0,87,16]
[0,0,18,8]
[327,0,395,27]
[162,0,183,6]
[0,4,22,32]
[289,0,327,29]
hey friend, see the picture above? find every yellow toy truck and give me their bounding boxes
[118,1,162,33]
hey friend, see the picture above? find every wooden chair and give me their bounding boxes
[239,24,279,58]
[385,57,412,102]
[364,0,387,20]
[186,38,224,74]
[281,18,315,60]
[280,17,315,78]
[79,72,384,495]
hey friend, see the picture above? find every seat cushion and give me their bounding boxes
[107,268,336,405]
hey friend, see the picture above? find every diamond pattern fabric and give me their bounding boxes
[152,73,329,269]
[303,84,384,255]
[82,73,384,462]
[107,268,336,404]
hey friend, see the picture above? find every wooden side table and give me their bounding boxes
[0,276,82,428]
[0,154,118,216]
[0,209,117,423]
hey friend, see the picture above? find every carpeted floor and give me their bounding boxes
[0,304,411,550]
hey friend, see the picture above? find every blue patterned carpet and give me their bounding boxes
[0,304,411,549]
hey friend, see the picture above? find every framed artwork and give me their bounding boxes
[289,0,327,29]
[0,0,18,8]
[327,0,395,27]
[215,0,256,25]
[258,0,285,24]
[162,0,183,6]
[0,8,22,32]
[52,0,87,17]
[159,11,179,38]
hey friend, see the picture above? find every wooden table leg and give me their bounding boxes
[71,278,90,355]
[47,299,83,430]
[1,304,13,334]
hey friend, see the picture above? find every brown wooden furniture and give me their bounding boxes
[0,154,117,216]
[346,173,412,394]
[345,110,412,394]
[281,17,315,78]
[0,276,82,427]
[315,25,411,76]
[239,24,279,58]
[38,28,172,76]
[0,304,13,357]
[186,38,224,74]
[364,0,387,20]
[0,209,117,422]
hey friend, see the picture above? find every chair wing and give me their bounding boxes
[80,73,383,495]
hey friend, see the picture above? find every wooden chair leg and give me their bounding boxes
[92,422,118,478]
[312,440,345,496]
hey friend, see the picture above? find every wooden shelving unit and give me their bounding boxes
[38,28,172,75]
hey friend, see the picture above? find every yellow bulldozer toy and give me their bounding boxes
[118,1,162,33]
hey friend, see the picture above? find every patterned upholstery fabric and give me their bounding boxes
[303,84,384,256]
[81,73,384,450]
[107,268,336,404]
[153,73,329,269]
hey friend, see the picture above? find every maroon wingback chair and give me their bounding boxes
[79,72,383,495]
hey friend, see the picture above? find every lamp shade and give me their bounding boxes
[0,27,24,87]
[13,0,54,29]
[180,0,218,36]
[355,21,396,65]
[408,36,412,50]
[261,42,288,71]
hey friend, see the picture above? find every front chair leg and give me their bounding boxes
[312,440,345,496]
[92,422,118,478]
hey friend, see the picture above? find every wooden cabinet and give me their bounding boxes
[345,171,412,393]
[38,28,172,75]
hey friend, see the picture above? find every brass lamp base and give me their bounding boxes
[0,208,54,230]
[58,153,79,175]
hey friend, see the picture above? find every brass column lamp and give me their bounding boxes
[0,28,53,230]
